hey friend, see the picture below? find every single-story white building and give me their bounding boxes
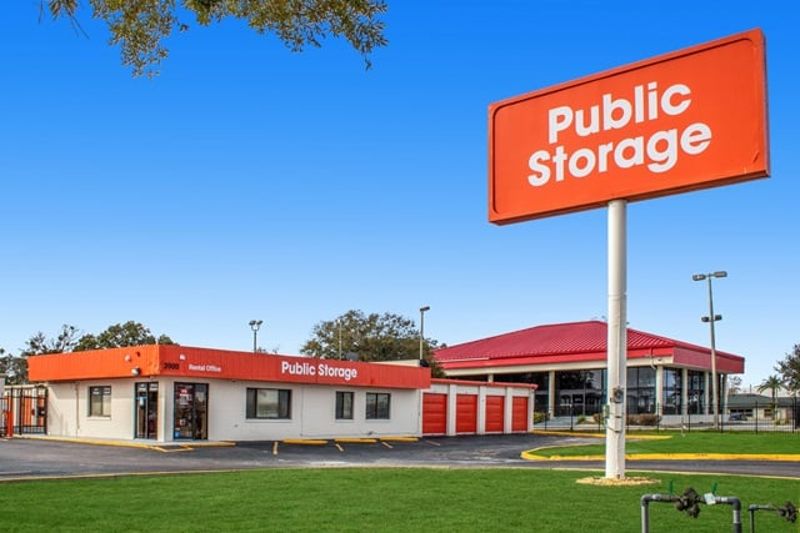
[24,344,534,442]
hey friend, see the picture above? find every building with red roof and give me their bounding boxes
[434,320,744,423]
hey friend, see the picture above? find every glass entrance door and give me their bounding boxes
[173,383,208,440]
[135,382,159,439]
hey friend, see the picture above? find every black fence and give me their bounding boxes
[1,386,48,435]
[533,396,799,433]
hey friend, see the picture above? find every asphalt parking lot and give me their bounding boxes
[1,434,799,480]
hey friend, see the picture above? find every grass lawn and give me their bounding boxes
[534,431,800,457]
[0,468,798,532]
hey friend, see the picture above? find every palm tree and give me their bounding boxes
[757,375,783,420]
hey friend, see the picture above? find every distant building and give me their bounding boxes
[727,393,798,424]
[434,320,745,424]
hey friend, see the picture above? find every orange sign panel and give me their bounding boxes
[488,29,769,224]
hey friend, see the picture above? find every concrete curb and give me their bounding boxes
[15,435,235,452]
[521,449,800,462]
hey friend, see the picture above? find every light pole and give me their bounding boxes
[419,306,430,360]
[692,271,727,429]
[248,320,263,353]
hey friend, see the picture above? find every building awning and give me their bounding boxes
[28,345,431,390]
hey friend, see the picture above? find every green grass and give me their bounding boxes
[0,468,798,532]
[535,431,800,457]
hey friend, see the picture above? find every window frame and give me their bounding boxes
[335,391,354,421]
[245,388,292,420]
[365,392,391,420]
[88,385,112,418]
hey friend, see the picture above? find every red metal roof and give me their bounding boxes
[434,320,743,367]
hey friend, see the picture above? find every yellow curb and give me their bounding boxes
[521,450,800,462]
[15,435,235,451]
[334,438,378,444]
[531,430,670,441]
[282,439,328,446]
[150,446,194,453]
[379,436,419,443]
[17,435,161,451]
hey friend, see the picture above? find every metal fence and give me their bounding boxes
[533,396,799,433]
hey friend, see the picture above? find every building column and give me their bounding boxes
[548,370,556,418]
[681,368,689,417]
[720,374,727,419]
[446,384,457,436]
[477,386,487,435]
[487,373,494,383]
[703,372,710,415]
[505,388,514,433]
[654,366,664,417]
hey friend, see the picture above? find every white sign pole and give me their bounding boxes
[605,199,628,479]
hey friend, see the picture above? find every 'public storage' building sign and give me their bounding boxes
[488,30,768,224]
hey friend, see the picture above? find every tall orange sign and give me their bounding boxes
[488,29,769,224]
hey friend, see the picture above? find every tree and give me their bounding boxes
[21,324,81,356]
[0,348,29,385]
[726,375,743,395]
[301,309,444,376]
[74,321,175,351]
[43,0,388,77]
[757,374,783,412]
[775,344,800,396]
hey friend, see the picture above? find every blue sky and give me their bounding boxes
[1,1,797,388]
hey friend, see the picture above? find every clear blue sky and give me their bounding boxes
[1,1,797,389]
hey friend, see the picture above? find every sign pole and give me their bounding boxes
[605,199,627,479]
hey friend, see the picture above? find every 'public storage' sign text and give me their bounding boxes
[488,30,768,223]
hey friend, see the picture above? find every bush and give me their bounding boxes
[592,413,604,425]
[576,415,587,425]
[533,411,549,423]
[626,414,661,426]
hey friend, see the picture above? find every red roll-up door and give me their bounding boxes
[485,395,505,433]
[422,393,448,435]
[512,397,529,432]
[456,394,478,434]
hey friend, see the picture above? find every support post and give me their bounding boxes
[605,199,627,479]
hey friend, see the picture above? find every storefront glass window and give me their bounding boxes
[687,371,705,414]
[662,368,683,415]
[626,367,656,414]
[555,369,606,416]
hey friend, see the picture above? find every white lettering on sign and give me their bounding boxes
[280,360,358,382]
[530,81,711,186]
[187,363,222,373]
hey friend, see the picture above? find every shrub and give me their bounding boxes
[533,411,549,423]
[626,414,661,426]
[576,415,587,425]
[592,413,604,425]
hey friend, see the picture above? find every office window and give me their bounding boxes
[89,386,112,417]
[335,391,354,420]
[246,388,291,419]
[366,392,391,419]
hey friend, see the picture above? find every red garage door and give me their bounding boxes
[456,394,478,434]
[485,395,505,433]
[422,393,448,435]
[511,397,529,432]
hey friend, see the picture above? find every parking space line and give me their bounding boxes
[335,443,344,452]
[272,442,278,456]
[381,442,393,449]
[424,440,442,447]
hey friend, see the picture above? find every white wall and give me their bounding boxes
[200,380,420,441]
[48,379,137,440]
